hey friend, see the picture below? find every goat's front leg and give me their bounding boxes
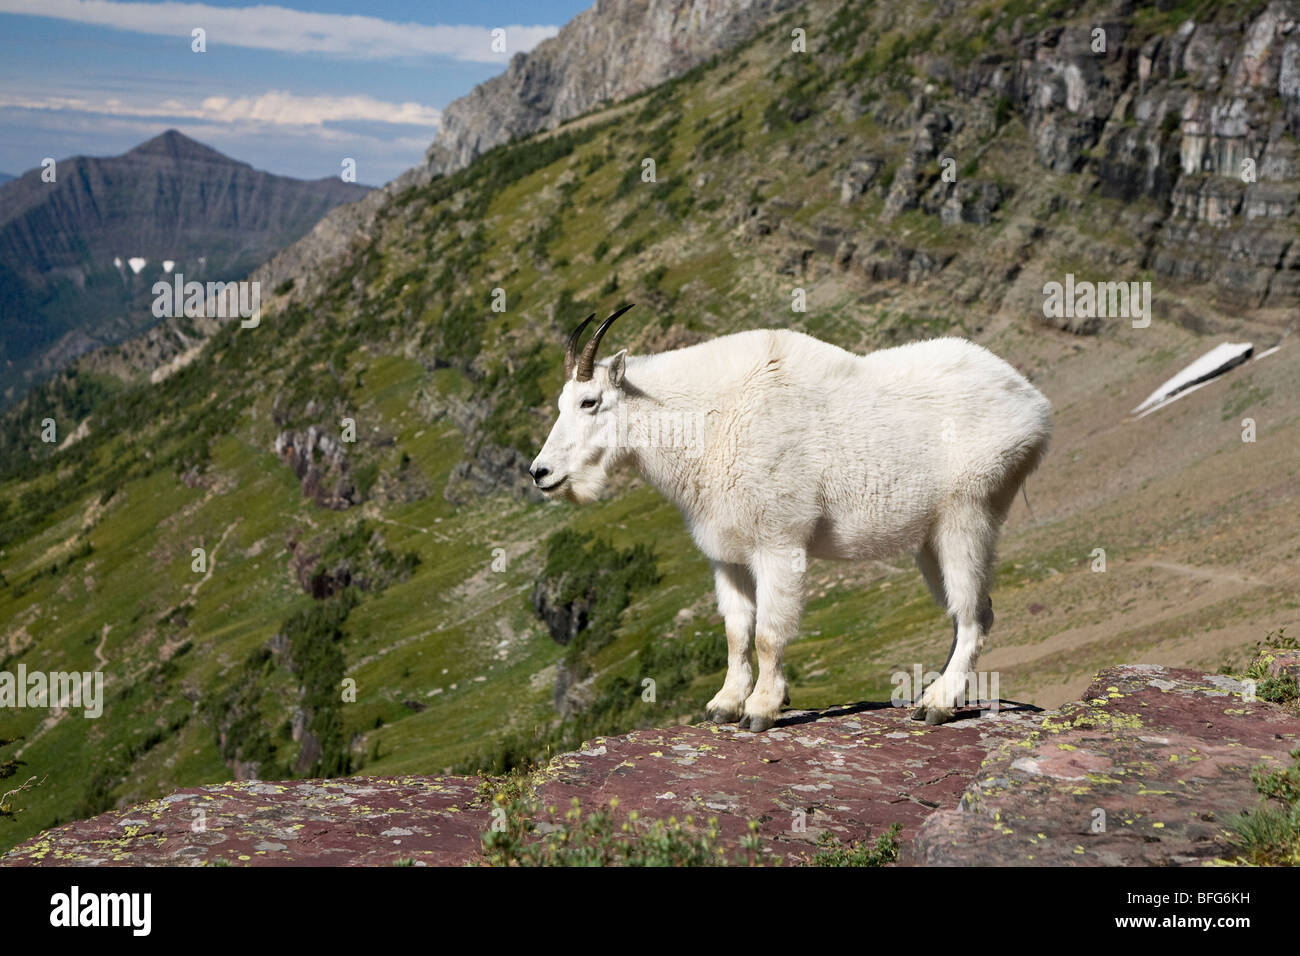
[739,549,804,732]
[705,561,756,724]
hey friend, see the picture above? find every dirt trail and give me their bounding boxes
[1141,560,1267,588]
[93,623,110,669]
[982,556,1288,706]
[360,504,454,543]
[185,520,239,603]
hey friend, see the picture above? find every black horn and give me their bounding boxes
[575,304,635,381]
[564,314,596,380]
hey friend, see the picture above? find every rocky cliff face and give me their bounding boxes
[4,658,1296,866]
[423,0,801,176]
[1003,1,1300,311]
[759,3,1298,344]
[273,427,359,511]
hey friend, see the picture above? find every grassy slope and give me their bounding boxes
[3,0,1297,853]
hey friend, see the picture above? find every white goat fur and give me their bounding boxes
[531,329,1052,728]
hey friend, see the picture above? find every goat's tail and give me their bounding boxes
[1020,484,1036,522]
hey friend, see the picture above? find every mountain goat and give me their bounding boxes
[530,306,1051,729]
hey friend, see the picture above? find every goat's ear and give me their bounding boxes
[608,349,628,388]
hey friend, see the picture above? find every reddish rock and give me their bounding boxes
[3,665,1296,867]
[913,665,1300,865]
[0,776,485,867]
[1267,649,1300,686]
[529,702,1041,863]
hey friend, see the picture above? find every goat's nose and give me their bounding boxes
[530,465,550,485]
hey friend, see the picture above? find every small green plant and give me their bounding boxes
[1242,629,1299,704]
[1257,675,1300,705]
[805,823,902,866]
[479,793,773,866]
[1226,748,1300,866]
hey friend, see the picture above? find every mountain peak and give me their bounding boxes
[125,129,241,166]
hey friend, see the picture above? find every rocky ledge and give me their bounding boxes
[4,660,1297,866]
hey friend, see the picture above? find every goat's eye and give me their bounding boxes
[579,398,599,410]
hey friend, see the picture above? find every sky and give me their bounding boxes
[0,0,593,185]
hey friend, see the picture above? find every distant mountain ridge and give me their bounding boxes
[0,130,369,404]
[0,173,14,185]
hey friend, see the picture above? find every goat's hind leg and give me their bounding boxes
[914,506,997,725]
[705,561,756,724]
[911,541,956,721]
[739,550,803,732]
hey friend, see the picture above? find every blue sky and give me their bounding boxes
[0,1,593,185]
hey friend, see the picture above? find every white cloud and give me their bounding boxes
[203,92,440,127]
[0,90,442,128]
[0,0,558,62]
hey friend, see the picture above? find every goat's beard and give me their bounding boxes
[561,469,608,505]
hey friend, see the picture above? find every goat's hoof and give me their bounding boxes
[739,713,775,733]
[911,704,956,725]
[925,706,955,725]
[707,706,740,724]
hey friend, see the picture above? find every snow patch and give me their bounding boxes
[1130,342,1257,418]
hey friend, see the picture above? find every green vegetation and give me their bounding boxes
[541,528,659,670]
[808,824,902,866]
[1227,748,1300,866]
[475,771,902,866]
[452,528,666,774]
[1242,629,1300,705]
[481,792,771,867]
[205,521,419,780]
